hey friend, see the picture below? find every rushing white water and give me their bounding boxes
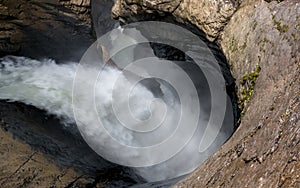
[0,55,180,180]
[0,55,165,132]
[0,56,77,124]
[0,55,233,182]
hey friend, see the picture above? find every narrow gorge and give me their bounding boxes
[0,0,299,187]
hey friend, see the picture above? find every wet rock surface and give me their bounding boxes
[0,127,90,187]
[0,101,145,187]
[0,103,92,188]
[91,0,118,38]
[0,0,299,187]
[0,0,93,62]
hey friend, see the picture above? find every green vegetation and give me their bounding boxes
[285,108,290,116]
[253,21,258,30]
[291,33,299,41]
[230,37,238,52]
[275,21,289,33]
[137,0,143,6]
[241,39,247,50]
[272,16,289,33]
[239,63,261,116]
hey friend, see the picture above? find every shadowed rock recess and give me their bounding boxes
[0,0,93,62]
[0,0,299,187]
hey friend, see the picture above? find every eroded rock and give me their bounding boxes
[0,128,90,187]
[0,0,299,187]
[176,0,300,187]
[112,0,241,41]
[59,0,91,23]
[0,0,93,62]
[111,0,300,186]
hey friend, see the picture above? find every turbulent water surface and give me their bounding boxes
[0,0,237,187]
[0,52,235,185]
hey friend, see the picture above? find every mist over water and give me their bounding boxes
[0,21,236,184]
[0,52,234,182]
[0,0,238,184]
[0,56,181,180]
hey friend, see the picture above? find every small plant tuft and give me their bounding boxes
[274,19,289,33]
[239,64,261,116]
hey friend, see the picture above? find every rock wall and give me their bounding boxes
[112,0,300,187]
[91,0,119,38]
[0,0,93,62]
[0,0,298,187]
[0,127,89,187]
[112,0,241,41]
[59,0,91,23]
[0,1,94,186]
[176,0,300,187]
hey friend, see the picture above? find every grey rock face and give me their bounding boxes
[176,0,300,187]
[112,0,300,187]
[112,0,241,41]
[218,0,299,114]
[92,0,119,38]
[172,0,240,41]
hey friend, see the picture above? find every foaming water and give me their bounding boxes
[0,56,178,180]
[0,56,76,124]
[0,55,162,131]
[0,55,234,183]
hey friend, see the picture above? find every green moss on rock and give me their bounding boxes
[239,64,261,116]
[274,19,289,33]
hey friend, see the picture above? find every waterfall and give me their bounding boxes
[0,6,235,182]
